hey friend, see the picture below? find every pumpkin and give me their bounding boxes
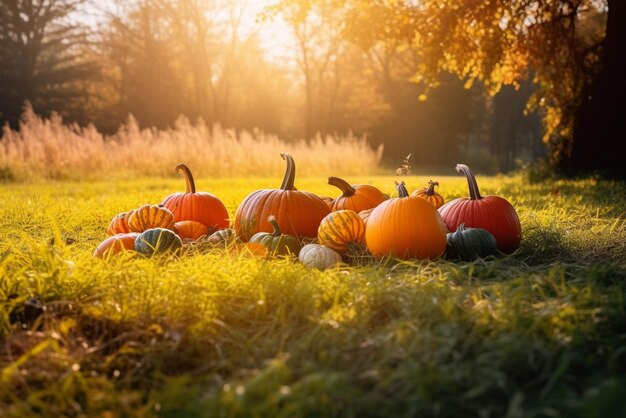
[173,220,209,241]
[234,154,330,241]
[208,228,236,246]
[134,228,183,257]
[249,216,301,256]
[93,233,139,258]
[438,164,521,253]
[317,210,365,254]
[299,244,342,270]
[411,180,445,209]
[107,210,135,235]
[366,182,447,260]
[161,164,229,231]
[445,224,498,260]
[128,204,174,233]
[319,196,335,210]
[328,176,387,213]
[358,208,373,228]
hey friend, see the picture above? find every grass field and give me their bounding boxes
[1,173,625,417]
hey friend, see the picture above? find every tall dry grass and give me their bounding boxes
[0,107,383,181]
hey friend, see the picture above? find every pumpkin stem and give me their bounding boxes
[268,215,282,237]
[279,153,297,190]
[395,181,410,198]
[425,180,439,196]
[455,164,482,200]
[175,164,196,194]
[328,177,356,197]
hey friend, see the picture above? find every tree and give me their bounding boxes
[341,0,622,177]
[0,0,95,129]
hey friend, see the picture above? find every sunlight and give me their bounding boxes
[231,0,295,61]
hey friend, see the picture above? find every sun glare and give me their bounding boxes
[235,0,295,60]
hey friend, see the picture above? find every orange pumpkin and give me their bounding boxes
[161,164,229,231]
[358,208,373,228]
[366,182,447,260]
[107,210,135,235]
[328,176,387,213]
[128,204,174,233]
[234,154,330,241]
[319,196,335,210]
[94,233,139,258]
[174,220,210,240]
[318,210,366,253]
[411,180,445,209]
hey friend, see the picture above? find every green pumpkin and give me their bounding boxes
[445,223,498,261]
[249,215,301,257]
[135,228,183,257]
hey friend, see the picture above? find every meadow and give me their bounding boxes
[1,167,625,417]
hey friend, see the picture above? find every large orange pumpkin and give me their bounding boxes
[438,164,521,253]
[328,176,387,213]
[317,210,366,253]
[366,182,447,260]
[411,180,445,209]
[234,154,330,241]
[94,233,139,258]
[161,164,229,231]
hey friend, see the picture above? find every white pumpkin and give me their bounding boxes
[299,244,342,270]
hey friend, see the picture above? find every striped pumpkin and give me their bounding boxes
[107,210,135,235]
[128,204,174,233]
[317,210,366,253]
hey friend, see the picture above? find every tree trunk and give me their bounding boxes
[569,0,626,179]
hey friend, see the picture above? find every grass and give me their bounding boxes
[0,108,383,181]
[1,173,625,418]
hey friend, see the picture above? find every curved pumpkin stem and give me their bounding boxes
[425,180,439,196]
[328,177,356,197]
[279,153,296,190]
[395,181,410,198]
[455,164,482,200]
[175,164,196,194]
[268,215,282,237]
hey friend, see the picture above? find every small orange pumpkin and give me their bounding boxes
[234,154,330,241]
[107,210,135,235]
[128,204,174,233]
[161,164,229,231]
[317,210,366,254]
[94,233,139,258]
[319,196,335,210]
[366,182,447,260]
[411,180,445,209]
[174,220,210,240]
[358,208,373,228]
[328,176,387,213]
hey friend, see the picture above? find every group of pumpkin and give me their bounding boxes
[95,154,522,270]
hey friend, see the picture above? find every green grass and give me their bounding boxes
[1,174,625,418]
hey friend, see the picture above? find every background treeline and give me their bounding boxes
[1,0,570,173]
